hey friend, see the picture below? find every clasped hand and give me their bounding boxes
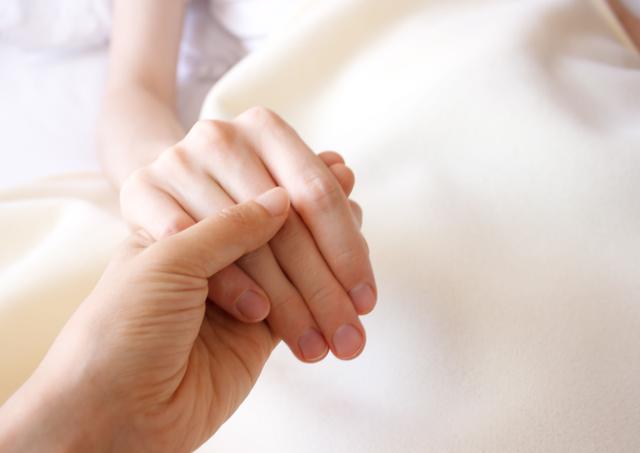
[121,107,376,362]
[0,108,376,452]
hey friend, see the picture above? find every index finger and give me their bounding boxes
[233,107,377,314]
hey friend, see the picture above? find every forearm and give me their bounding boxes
[0,372,114,452]
[606,0,640,49]
[97,84,185,187]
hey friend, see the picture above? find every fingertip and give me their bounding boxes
[332,323,366,360]
[254,187,290,217]
[235,289,271,322]
[297,328,330,363]
[318,150,345,166]
[349,283,377,315]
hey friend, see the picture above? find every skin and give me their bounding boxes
[98,0,377,363]
[0,188,304,452]
[607,0,640,49]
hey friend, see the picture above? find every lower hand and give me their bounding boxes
[0,188,292,452]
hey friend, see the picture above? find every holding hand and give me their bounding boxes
[120,108,376,362]
[0,189,294,452]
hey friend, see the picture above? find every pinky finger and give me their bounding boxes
[329,163,355,197]
[349,199,363,229]
[318,151,345,166]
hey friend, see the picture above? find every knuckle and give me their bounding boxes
[307,284,343,313]
[192,119,235,161]
[244,106,277,122]
[298,173,343,212]
[238,106,285,131]
[121,168,147,193]
[332,246,361,270]
[217,205,257,232]
[157,145,191,171]
[269,292,303,314]
[193,119,233,145]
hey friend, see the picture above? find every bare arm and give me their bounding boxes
[606,0,640,51]
[97,1,376,363]
[97,0,187,186]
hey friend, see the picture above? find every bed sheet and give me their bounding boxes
[0,44,106,189]
[199,0,640,451]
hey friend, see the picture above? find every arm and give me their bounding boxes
[97,0,187,186]
[98,1,376,363]
[0,190,291,452]
[605,0,640,51]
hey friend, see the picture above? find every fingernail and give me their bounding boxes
[349,283,376,314]
[332,324,364,359]
[255,187,289,217]
[236,290,270,321]
[297,329,328,362]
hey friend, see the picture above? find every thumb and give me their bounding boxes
[144,187,290,277]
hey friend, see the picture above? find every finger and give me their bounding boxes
[318,151,345,166]
[349,200,363,229]
[270,214,367,359]
[328,163,355,197]
[179,121,330,361]
[319,151,355,196]
[235,107,377,315]
[194,127,364,360]
[148,149,273,322]
[236,246,330,362]
[145,187,289,278]
[120,170,195,239]
[207,265,271,322]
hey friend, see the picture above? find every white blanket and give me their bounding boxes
[2,0,640,451]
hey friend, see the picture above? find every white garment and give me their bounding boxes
[0,0,297,188]
[0,0,111,50]
[0,0,294,57]
[210,0,301,51]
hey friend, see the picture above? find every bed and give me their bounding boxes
[2,0,640,451]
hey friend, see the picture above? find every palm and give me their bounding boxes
[91,265,278,451]
[127,301,277,452]
[188,305,276,439]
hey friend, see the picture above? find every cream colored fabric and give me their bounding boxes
[1,0,640,451]
[199,0,640,451]
[0,176,127,398]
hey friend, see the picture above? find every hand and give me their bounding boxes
[605,0,640,49]
[0,188,292,452]
[119,107,376,362]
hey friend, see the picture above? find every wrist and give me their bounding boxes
[0,366,118,452]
